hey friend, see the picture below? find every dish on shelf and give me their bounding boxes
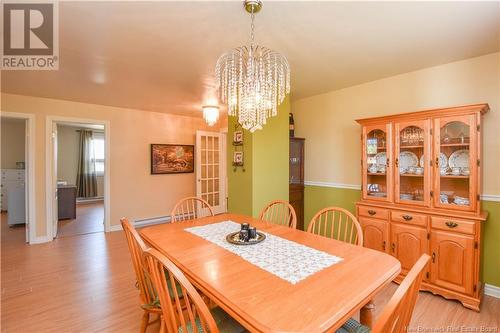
[453,196,470,206]
[400,193,414,200]
[369,192,387,197]
[448,149,470,169]
[419,154,424,168]
[438,152,448,169]
[374,152,387,167]
[368,164,378,173]
[399,151,418,169]
[461,167,470,176]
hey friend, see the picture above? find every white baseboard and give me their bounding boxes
[107,215,172,232]
[484,283,500,298]
[29,236,53,244]
[77,197,104,204]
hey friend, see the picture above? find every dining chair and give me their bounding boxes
[144,248,246,333]
[307,207,363,246]
[259,200,297,229]
[337,254,430,333]
[171,196,214,222]
[121,218,162,333]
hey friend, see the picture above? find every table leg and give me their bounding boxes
[360,300,375,328]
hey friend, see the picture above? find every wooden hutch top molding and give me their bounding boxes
[356,103,490,125]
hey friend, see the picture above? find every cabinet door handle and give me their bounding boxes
[368,210,376,216]
[395,158,399,167]
[391,243,395,253]
[402,215,413,221]
[432,252,436,263]
[386,158,390,167]
[445,221,458,228]
[435,157,439,167]
[382,241,386,251]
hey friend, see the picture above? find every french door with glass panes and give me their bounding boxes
[196,131,227,215]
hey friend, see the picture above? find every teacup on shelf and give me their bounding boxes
[461,167,470,176]
[414,167,424,175]
[451,167,461,176]
[399,167,408,174]
[408,166,416,174]
[378,166,386,174]
[368,165,378,173]
[440,168,448,176]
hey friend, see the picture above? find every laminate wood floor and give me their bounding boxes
[57,202,104,238]
[1,213,498,332]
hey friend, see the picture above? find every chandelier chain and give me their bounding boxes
[250,7,255,49]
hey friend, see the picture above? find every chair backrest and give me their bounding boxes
[259,200,297,229]
[170,196,214,223]
[144,248,219,333]
[373,254,430,333]
[121,218,157,306]
[307,207,363,246]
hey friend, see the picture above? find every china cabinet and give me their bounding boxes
[289,138,305,230]
[356,103,489,311]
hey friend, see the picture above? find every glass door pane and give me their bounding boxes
[395,121,430,206]
[434,116,476,211]
[364,124,392,202]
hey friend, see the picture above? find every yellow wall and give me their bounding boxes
[292,52,500,195]
[1,93,217,237]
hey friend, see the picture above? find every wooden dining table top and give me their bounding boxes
[140,213,401,333]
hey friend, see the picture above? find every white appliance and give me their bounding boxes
[8,187,25,225]
[1,169,26,225]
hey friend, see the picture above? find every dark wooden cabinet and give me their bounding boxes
[289,138,305,230]
[58,185,77,220]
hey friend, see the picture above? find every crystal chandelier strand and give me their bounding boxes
[215,1,290,132]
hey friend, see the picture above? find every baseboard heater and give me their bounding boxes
[134,215,172,228]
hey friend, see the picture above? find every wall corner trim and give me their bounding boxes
[304,181,361,190]
[304,181,499,201]
[484,284,500,299]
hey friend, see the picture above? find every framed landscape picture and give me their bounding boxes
[151,144,194,174]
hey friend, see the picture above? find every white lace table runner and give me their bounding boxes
[184,221,343,284]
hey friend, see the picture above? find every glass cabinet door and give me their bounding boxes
[433,115,477,211]
[395,120,431,206]
[362,124,392,202]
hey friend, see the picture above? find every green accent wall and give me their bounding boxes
[304,185,500,287]
[227,97,290,217]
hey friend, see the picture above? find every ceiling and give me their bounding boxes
[2,1,499,117]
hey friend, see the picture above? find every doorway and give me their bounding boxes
[46,117,110,239]
[0,113,35,244]
[196,131,227,215]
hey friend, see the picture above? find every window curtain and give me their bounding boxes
[76,129,98,198]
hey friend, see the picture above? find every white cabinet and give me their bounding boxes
[1,170,26,224]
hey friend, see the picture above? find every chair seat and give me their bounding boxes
[178,307,246,333]
[336,318,371,333]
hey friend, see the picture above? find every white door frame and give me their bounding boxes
[0,111,36,244]
[46,116,111,238]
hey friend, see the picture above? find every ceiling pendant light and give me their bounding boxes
[215,0,290,132]
[202,105,220,126]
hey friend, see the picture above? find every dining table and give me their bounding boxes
[140,213,401,333]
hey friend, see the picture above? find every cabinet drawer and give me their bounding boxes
[358,206,388,220]
[391,210,427,227]
[431,217,475,235]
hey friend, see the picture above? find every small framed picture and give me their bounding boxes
[233,131,243,145]
[233,151,244,166]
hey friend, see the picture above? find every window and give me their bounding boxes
[93,133,105,174]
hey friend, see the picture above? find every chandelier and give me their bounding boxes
[215,0,290,132]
